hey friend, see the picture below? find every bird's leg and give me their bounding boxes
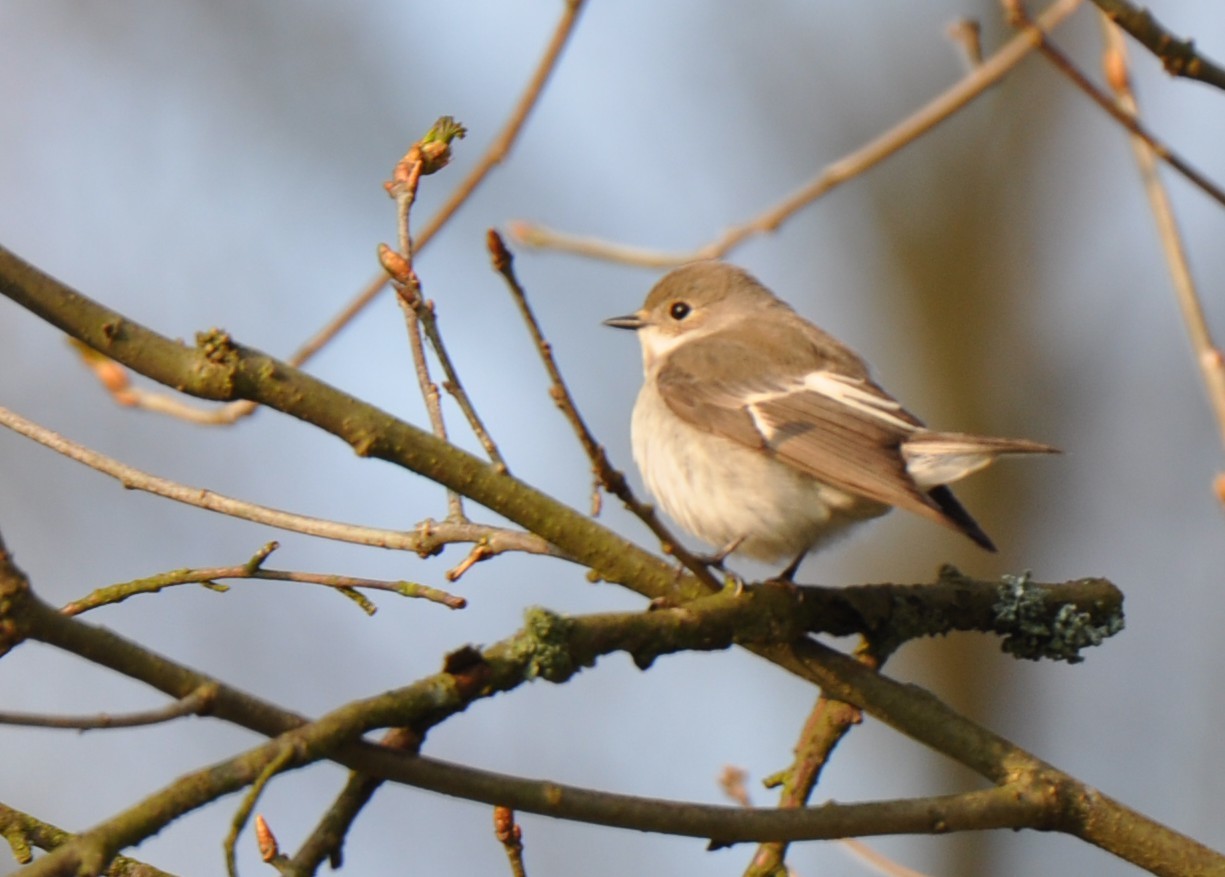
[772,550,807,584]
[694,536,744,570]
[693,537,746,594]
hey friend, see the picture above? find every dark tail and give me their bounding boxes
[927,485,997,552]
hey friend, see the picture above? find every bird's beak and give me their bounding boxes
[603,312,646,330]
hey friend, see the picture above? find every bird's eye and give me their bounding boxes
[669,301,691,321]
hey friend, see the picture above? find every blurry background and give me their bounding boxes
[1,2,1223,875]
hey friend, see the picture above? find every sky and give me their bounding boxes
[1,3,1224,876]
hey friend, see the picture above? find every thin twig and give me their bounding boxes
[60,541,466,615]
[486,231,722,591]
[485,230,610,498]
[0,684,218,731]
[426,318,508,471]
[0,403,559,561]
[386,127,466,521]
[383,118,509,502]
[508,0,1083,267]
[840,838,935,877]
[1097,17,1225,496]
[73,2,587,427]
[274,0,588,372]
[494,807,528,877]
[1086,0,1225,91]
[947,18,984,70]
[746,642,882,876]
[379,239,509,479]
[225,743,297,877]
[286,727,419,876]
[384,122,509,475]
[71,339,259,424]
[1006,0,1225,209]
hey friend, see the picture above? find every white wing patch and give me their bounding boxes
[744,371,917,438]
[803,372,915,430]
[745,400,779,442]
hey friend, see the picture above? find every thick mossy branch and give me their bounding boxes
[792,566,1121,662]
[993,572,1123,662]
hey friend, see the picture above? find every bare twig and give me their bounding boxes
[508,0,1083,267]
[1006,0,1225,209]
[0,403,559,562]
[947,18,984,70]
[275,0,588,372]
[485,232,605,501]
[60,541,466,615]
[381,238,509,477]
[72,2,587,427]
[1098,18,1225,495]
[493,807,528,877]
[1086,0,1225,90]
[286,727,419,876]
[386,119,468,520]
[486,231,722,591]
[71,339,259,424]
[746,642,881,876]
[0,802,178,876]
[225,743,296,877]
[0,683,217,731]
[383,119,508,486]
[840,839,935,877]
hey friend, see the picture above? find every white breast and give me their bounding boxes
[629,381,888,563]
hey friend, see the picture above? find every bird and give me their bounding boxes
[603,260,1057,579]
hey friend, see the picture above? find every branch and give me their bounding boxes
[5,534,1196,876]
[0,253,1168,874]
[1097,17,1225,495]
[0,803,178,877]
[1086,0,1225,90]
[0,402,559,566]
[746,641,882,876]
[387,127,466,520]
[0,586,1059,876]
[790,568,1122,663]
[1007,0,1225,208]
[507,0,1082,266]
[0,684,217,731]
[0,245,688,602]
[774,636,1225,876]
[486,231,721,590]
[382,117,512,519]
[279,0,587,372]
[284,727,418,875]
[59,542,466,615]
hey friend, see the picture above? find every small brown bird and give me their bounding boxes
[605,261,1056,578]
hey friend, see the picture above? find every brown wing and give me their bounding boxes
[655,336,996,549]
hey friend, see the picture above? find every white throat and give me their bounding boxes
[637,325,700,374]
